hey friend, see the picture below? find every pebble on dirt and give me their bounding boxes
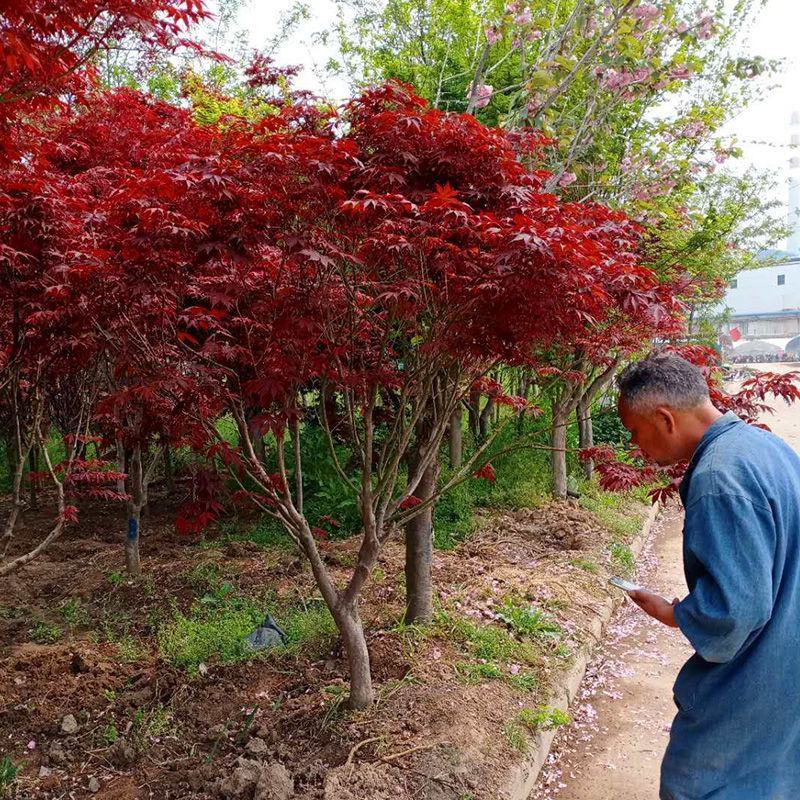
[59,714,79,735]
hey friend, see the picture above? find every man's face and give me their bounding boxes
[618,398,683,466]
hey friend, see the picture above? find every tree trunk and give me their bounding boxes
[125,444,143,576]
[116,440,126,495]
[577,398,594,481]
[253,433,266,465]
[448,407,462,468]
[404,453,438,624]
[28,446,38,511]
[335,602,373,709]
[466,390,480,440]
[478,396,495,441]
[551,410,569,499]
[164,446,175,496]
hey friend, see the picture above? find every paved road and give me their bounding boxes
[532,364,800,800]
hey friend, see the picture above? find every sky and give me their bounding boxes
[222,0,800,246]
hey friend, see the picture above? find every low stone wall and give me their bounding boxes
[500,501,662,800]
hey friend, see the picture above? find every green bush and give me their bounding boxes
[591,405,631,448]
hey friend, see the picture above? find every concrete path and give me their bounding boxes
[532,363,800,800]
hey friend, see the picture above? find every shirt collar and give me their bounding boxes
[678,411,741,504]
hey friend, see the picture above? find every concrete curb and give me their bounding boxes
[501,501,662,800]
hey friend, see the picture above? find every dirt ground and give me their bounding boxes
[532,363,800,800]
[0,478,648,800]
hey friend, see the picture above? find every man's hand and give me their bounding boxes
[628,589,680,628]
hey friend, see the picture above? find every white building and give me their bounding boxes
[719,112,800,352]
[723,257,800,338]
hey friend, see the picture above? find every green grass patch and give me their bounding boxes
[569,558,600,574]
[0,756,19,798]
[210,516,295,551]
[496,598,563,641]
[30,619,62,644]
[454,660,504,684]
[158,592,337,674]
[280,601,338,656]
[157,597,264,673]
[60,598,91,628]
[504,706,571,751]
[610,542,635,576]
[579,480,644,542]
[508,670,539,693]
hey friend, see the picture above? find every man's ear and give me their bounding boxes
[655,406,677,434]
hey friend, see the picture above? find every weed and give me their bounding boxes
[101,724,119,745]
[508,670,539,693]
[554,642,572,659]
[115,635,146,663]
[435,608,539,664]
[108,570,125,585]
[132,704,174,745]
[98,609,133,643]
[103,689,117,703]
[579,482,643,541]
[496,598,563,641]
[504,706,571,752]
[60,598,90,627]
[503,719,528,752]
[281,601,337,656]
[454,661,503,684]
[320,684,348,727]
[610,542,635,576]
[0,757,18,797]
[30,619,62,644]
[185,561,227,594]
[569,558,599,574]
[517,706,571,731]
[0,605,23,620]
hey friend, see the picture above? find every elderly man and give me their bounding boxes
[616,352,800,800]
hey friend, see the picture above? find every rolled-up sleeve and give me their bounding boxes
[673,493,775,663]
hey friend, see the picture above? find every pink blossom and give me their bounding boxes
[470,83,494,109]
[530,29,542,40]
[697,13,715,40]
[559,172,577,187]
[676,21,690,34]
[514,10,532,25]
[27,740,36,750]
[526,94,543,114]
[632,4,660,21]
[485,26,501,45]
[668,65,692,81]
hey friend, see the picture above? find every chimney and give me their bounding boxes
[789,111,800,254]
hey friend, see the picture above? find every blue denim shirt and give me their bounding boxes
[661,412,800,799]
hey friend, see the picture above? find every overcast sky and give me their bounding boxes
[225,0,800,245]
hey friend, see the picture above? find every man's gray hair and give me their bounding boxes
[617,352,710,410]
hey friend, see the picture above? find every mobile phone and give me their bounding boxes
[608,576,641,593]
